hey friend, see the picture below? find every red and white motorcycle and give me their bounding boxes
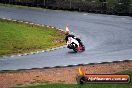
[67,37,85,52]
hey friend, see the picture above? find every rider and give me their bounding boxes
[64,29,83,47]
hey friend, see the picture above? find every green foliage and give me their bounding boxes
[114,0,130,14]
[0,0,132,15]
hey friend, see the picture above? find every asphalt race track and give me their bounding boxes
[0,6,132,70]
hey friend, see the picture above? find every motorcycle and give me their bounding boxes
[67,37,85,52]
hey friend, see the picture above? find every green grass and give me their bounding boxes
[13,70,132,88]
[0,19,65,56]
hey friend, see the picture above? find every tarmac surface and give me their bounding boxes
[0,6,132,70]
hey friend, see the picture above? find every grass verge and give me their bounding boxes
[13,70,132,88]
[0,19,65,56]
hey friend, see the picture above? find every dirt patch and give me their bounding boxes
[0,61,132,88]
